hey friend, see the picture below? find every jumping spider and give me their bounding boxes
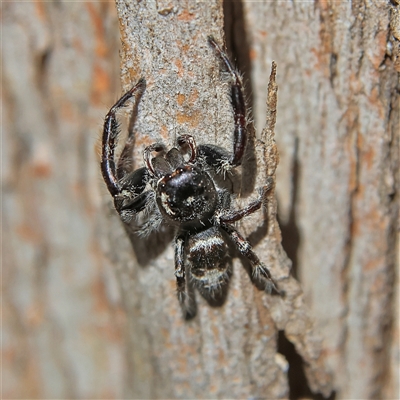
[101,37,279,318]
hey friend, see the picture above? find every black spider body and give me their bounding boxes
[186,227,230,293]
[101,37,279,318]
[157,165,217,228]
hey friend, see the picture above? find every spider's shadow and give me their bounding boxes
[124,223,176,267]
[119,89,176,267]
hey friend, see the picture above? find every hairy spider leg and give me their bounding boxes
[208,36,247,167]
[218,179,279,294]
[220,223,279,294]
[174,235,195,319]
[102,79,152,220]
[219,178,273,224]
[101,78,146,196]
[116,134,135,180]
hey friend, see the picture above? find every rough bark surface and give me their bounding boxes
[2,1,399,399]
[238,2,399,399]
[2,2,124,398]
[106,0,331,398]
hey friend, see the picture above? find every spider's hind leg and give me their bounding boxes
[221,223,279,294]
[218,179,279,294]
[175,236,197,319]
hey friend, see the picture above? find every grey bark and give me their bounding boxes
[2,2,125,398]
[240,2,399,399]
[2,0,399,399]
[108,0,329,398]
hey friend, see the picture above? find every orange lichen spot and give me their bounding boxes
[161,327,170,340]
[125,68,143,88]
[368,87,384,119]
[178,9,195,22]
[26,304,44,327]
[352,188,387,239]
[2,347,16,365]
[92,64,110,105]
[189,89,198,103]
[364,257,383,273]
[32,162,52,179]
[250,48,257,61]
[71,181,83,198]
[160,125,169,140]
[16,223,42,244]
[318,0,329,12]
[98,390,115,400]
[211,323,219,337]
[61,101,75,121]
[35,1,47,21]
[304,68,312,77]
[96,320,122,342]
[363,144,375,170]
[18,357,42,398]
[176,39,191,53]
[135,135,154,148]
[218,348,226,365]
[186,326,196,336]
[86,3,107,58]
[176,111,200,127]
[310,47,327,74]
[87,3,103,36]
[370,29,387,70]
[368,86,379,104]
[177,93,185,106]
[209,384,218,394]
[259,30,267,38]
[175,59,184,77]
[92,274,110,314]
[231,284,241,299]
[364,207,386,231]
[73,37,84,54]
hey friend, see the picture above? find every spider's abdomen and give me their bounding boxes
[186,227,230,294]
[156,166,217,228]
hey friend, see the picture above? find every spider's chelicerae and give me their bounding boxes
[101,37,280,318]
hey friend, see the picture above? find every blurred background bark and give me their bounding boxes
[2,1,398,399]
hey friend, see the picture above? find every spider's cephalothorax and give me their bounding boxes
[101,37,279,318]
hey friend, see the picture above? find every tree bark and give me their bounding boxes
[2,2,125,398]
[237,2,399,399]
[2,0,399,399]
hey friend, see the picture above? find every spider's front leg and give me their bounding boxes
[174,236,196,319]
[199,37,247,171]
[101,79,151,222]
[101,78,145,195]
